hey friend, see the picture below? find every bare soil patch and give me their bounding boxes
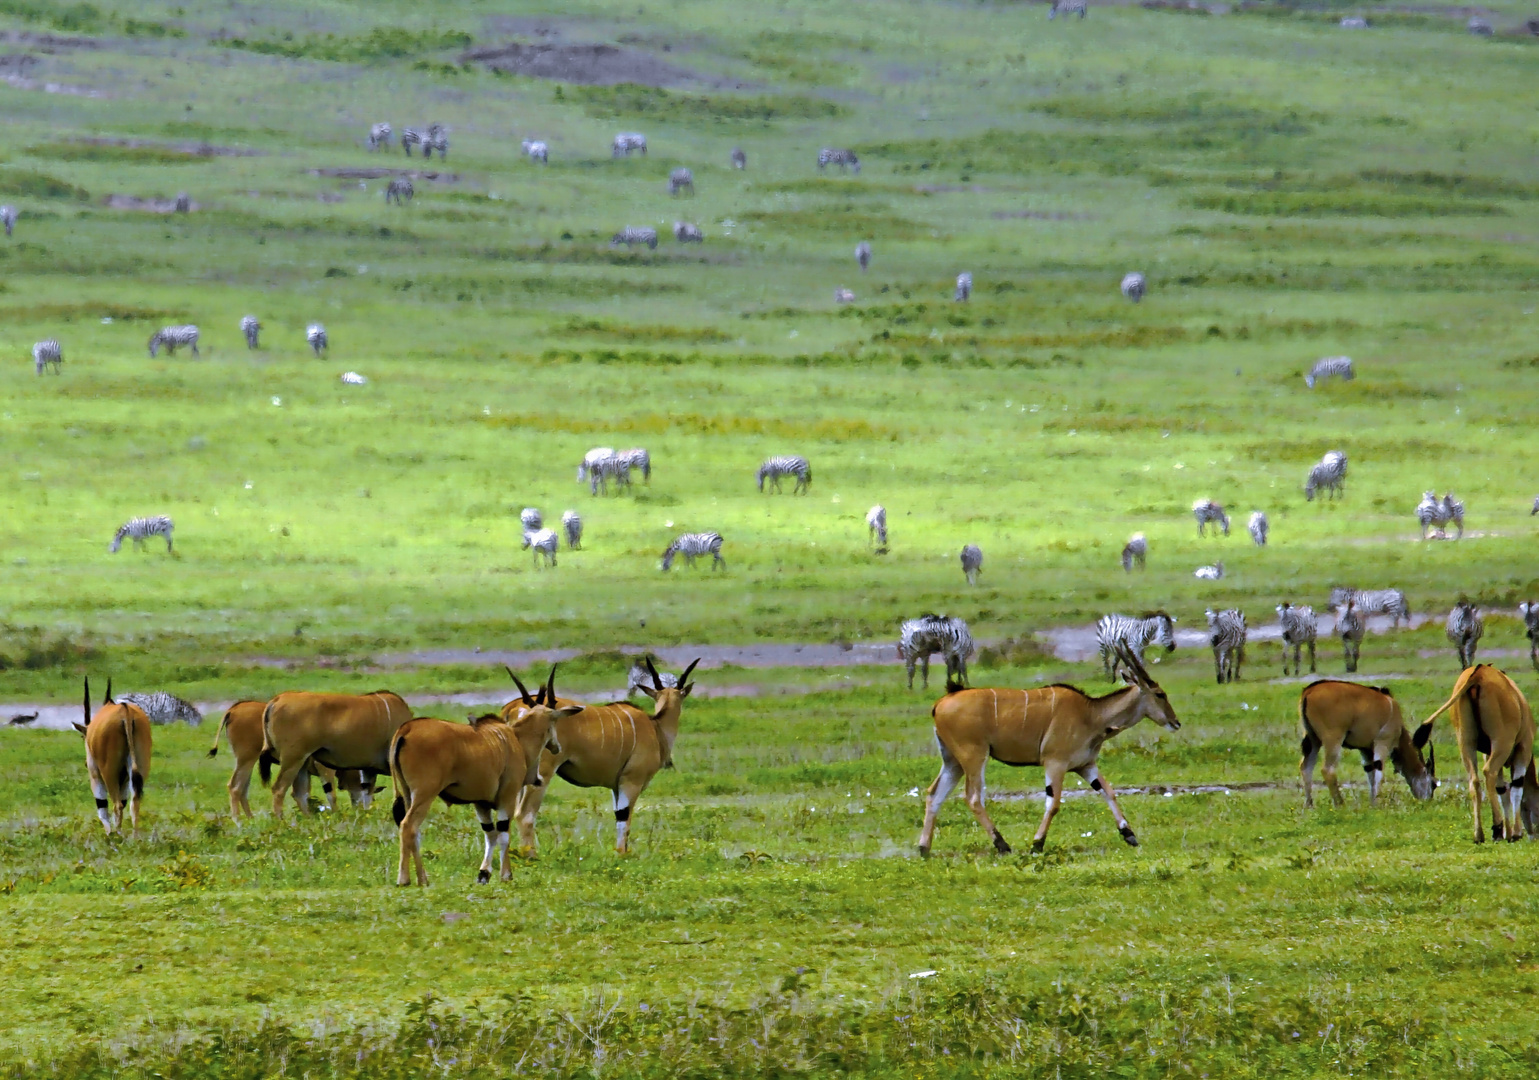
[991,209,1093,221]
[102,194,200,212]
[309,168,459,182]
[461,41,700,87]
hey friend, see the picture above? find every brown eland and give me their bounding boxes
[260,690,411,822]
[1419,664,1535,842]
[918,644,1180,856]
[1297,680,1435,808]
[209,700,380,821]
[71,678,152,835]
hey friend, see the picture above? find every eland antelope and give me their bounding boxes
[71,678,152,835]
[1419,665,1536,843]
[208,700,379,821]
[1298,680,1435,809]
[260,690,412,822]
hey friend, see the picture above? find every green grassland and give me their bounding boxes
[3,0,1539,1073]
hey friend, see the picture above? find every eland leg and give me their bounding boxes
[1030,764,1070,854]
[1321,742,1346,807]
[918,739,965,856]
[1079,763,1138,846]
[1300,733,1320,808]
[473,804,497,884]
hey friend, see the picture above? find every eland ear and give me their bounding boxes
[556,704,584,718]
[72,722,88,737]
[1412,721,1433,750]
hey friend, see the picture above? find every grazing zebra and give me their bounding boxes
[340,371,367,385]
[110,515,174,553]
[1192,499,1230,537]
[1050,0,1088,17]
[148,325,200,358]
[174,192,191,213]
[627,658,677,697]
[1305,450,1348,501]
[32,339,61,375]
[1519,601,1539,671]
[1194,561,1224,580]
[306,324,328,356]
[1416,491,1464,539]
[520,508,543,531]
[1248,511,1269,547]
[1206,608,1247,684]
[898,614,974,690]
[867,504,888,550]
[613,132,648,157]
[731,147,746,170]
[385,178,414,204]
[669,168,694,196]
[1446,600,1483,669]
[401,128,424,156]
[1468,15,1493,34]
[673,221,704,243]
[617,447,651,481]
[855,241,872,272]
[422,123,448,160]
[1,204,16,237]
[1305,356,1353,389]
[757,455,811,494]
[589,455,632,496]
[834,288,856,304]
[817,148,860,173]
[954,272,972,302]
[1328,587,1410,628]
[1095,611,1176,680]
[661,531,724,571]
[562,510,582,551]
[240,315,260,349]
[368,122,392,150]
[521,139,549,163]
[1336,600,1366,673]
[1339,15,1368,27]
[960,544,983,585]
[1120,272,1145,302]
[118,691,201,726]
[521,528,558,567]
[611,226,658,250]
[1121,532,1146,572]
[578,447,615,484]
[1276,602,1317,676]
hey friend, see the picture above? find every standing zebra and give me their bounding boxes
[148,325,200,358]
[1095,611,1176,680]
[1192,499,1230,537]
[1193,561,1224,580]
[617,448,651,482]
[1304,450,1347,501]
[589,455,632,496]
[1248,511,1269,546]
[422,123,448,160]
[1121,532,1146,572]
[1120,272,1145,302]
[867,504,888,550]
[118,691,201,726]
[32,339,61,375]
[240,315,260,349]
[898,614,973,690]
[561,510,582,551]
[954,272,972,301]
[306,324,328,356]
[668,168,694,196]
[612,132,648,157]
[521,528,558,568]
[1328,587,1410,628]
[1440,493,1465,539]
[1276,602,1317,676]
[661,531,724,571]
[1519,601,1539,672]
[385,178,414,204]
[1445,601,1483,669]
[578,447,615,484]
[110,515,174,553]
[673,221,704,242]
[521,139,549,163]
[1206,608,1247,684]
[611,227,659,250]
[757,455,811,494]
[1415,491,1442,539]
[1305,356,1353,389]
[731,147,746,170]
[817,148,860,173]
[960,544,983,585]
[855,241,872,272]
[1336,600,1366,673]
[1050,0,1089,17]
[401,128,424,156]
[368,122,392,150]
[1,204,16,237]
[520,508,543,531]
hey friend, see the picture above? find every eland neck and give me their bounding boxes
[1091,684,1151,734]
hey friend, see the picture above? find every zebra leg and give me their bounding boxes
[906,657,916,690]
[1308,641,1316,674]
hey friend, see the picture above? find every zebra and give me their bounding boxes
[1050,0,1088,17]
[661,531,724,571]
[627,657,678,697]
[1248,511,1269,547]
[32,339,61,375]
[368,122,392,150]
[1328,587,1410,628]
[1446,600,1483,669]
[1305,451,1348,501]
[306,323,328,356]
[589,455,632,496]
[1305,356,1353,389]
[174,192,191,213]
[1519,601,1539,672]
[757,455,811,494]
[613,132,648,157]
[240,315,260,349]
[520,508,543,531]
[1192,499,1230,537]
[954,272,972,302]
[521,139,548,163]
[1468,15,1493,35]
[1121,532,1146,572]
[1095,611,1176,680]
[148,325,200,358]
[1,204,16,237]
[118,691,201,726]
[522,528,558,567]
[401,128,424,156]
[731,147,746,170]
[673,221,704,243]
[1531,495,1539,516]
[422,123,448,160]
[578,447,615,484]
[611,227,658,250]
[867,504,888,550]
[1337,600,1366,673]
[817,148,860,173]
[855,241,871,272]
[1339,16,1367,27]
[1194,561,1224,580]
[1415,491,1442,539]
[898,614,973,690]
[617,447,651,481]
[669,168,694,196]
[340,371,367,385]
[960,544,983,585]
[834,288,856,304]
[1206,608,1247,684]
[1441,493,1465,539]
[1120,272,1145,302]
[110,515,174,553]
[385,178,414,204]
[561,510,582,551]
[1276,602,1317,676]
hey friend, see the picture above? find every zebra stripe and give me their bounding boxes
[1248,511,1269,547]
[589,455,632,496]
[899,614,973,689]
[1446,601,1483,669]
[1121,532,1146,572]
[1336,601,1366,672]
[1275,602,1317,676]
[611,227,658,250]
[627,658,678,697]
[1328,587,1410,627]
[423,124,448,160]
[32,339,61,375]
[521,527,558,567]
[960,544,983,585]
[613,132,648,157]
[401,128,424,156]
[148,325,199,358]
[1120,272,1145,302]
[617,448,651,481]
[1205,608,1246,684]
[520,508,543,531]
[1304,450,1347,501]
[855,241,872,272]
[673,221,704,243]
[1305,356,1353,389]
[118,691,201,726]
[578,447,615,483]
[954,272,972,302]
[240,315,260,349]
[110,515,174,553]
[1095,611,1176,679]
[662,531,724,571]
[1192,499,1230,537]
[1193,561,1224,580]
[521,139,549,163]
[1520,601,1539,671]
[669,168,694,196]
[731,147,746,170]
[757,455,811,494]
[817,148,860,173]
[1,204,16,237]
[562,510,583,550]
[340,371,367,385]
[368,122,392,150]
[1050,0,1089,17]
[385,178,414,204]
[867,504,888,549]
[307,324,328,356]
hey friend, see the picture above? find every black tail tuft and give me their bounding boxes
[392,796,406,826]
[206,746,219,759]
[944,677,965,695]
[258,750,276,786]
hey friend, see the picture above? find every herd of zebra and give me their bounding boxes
[32,318,332,374]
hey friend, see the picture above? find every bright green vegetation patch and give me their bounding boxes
[25,142,210,165]
[0,168,88,200]
[569,82,845,123]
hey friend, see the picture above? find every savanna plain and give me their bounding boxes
[2,0,1539,1075]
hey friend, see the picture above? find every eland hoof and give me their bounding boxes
[476,869,491,884]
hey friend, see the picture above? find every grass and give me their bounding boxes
[2,0,1539,1072]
